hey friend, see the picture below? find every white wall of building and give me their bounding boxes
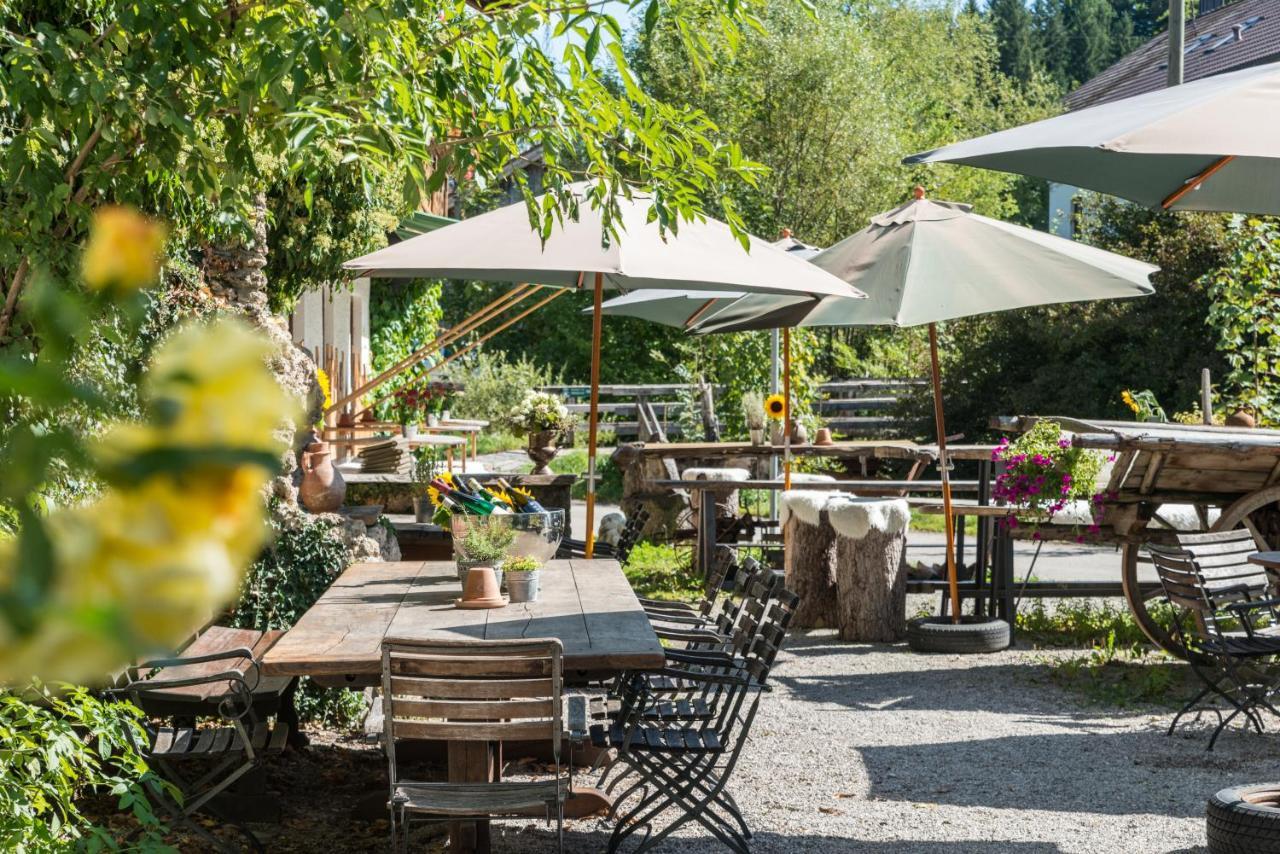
[290,278,372,413]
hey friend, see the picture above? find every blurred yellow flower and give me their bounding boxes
[1121,389,1139,414]
[81,206,167,293]
[1,318,297,687]
[316,368,332,411]
[764,393,786,420]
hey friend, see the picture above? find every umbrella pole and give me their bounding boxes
[928,322,961,623]
[783,326,792,490]
[585,272,604,560]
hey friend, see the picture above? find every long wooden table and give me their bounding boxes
[262,559,663,853]
[261,559,665,685]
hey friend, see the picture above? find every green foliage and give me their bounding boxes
[633,0,1055,246]
[450,351,553,424]
[0,684,172,851]
[1046,642,1190,708]
[503,555,541,573]
[0,0,777,343]
[1203,217,1280,425]
[1016,597,1178,648]
[547,450,624,503]
[230,501,348,631]
[229,502,365,728]
[942,199,1231,441]
[623,542,701,602]
[458,521,517,563]
[265,145,403,315]
[368,280,445,419]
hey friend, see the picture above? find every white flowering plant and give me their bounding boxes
[506,390,575,437]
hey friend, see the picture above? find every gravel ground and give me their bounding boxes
[469,630,1280,854]
[182,628,1280,854]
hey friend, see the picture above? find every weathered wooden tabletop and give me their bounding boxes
[260,559,665,685]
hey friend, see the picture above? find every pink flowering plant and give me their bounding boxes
[992,420,1110,540]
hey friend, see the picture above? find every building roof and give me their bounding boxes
[1065,0,1280,110]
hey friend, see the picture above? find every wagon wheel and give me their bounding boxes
[1122,486,1280,658]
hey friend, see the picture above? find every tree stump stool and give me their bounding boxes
[828,497,910,642]
[781,491,840,628]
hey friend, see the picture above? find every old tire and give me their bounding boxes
[906,616,1010,654]
[1207,783,1280,853]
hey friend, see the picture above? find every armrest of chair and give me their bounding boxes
[1224,596,1280,637]
[644,610,708,626]
[663,648,739,668]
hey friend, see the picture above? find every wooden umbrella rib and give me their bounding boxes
[683,298,718,329]
[1161,155,1235,209]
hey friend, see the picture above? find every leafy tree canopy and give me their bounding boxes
[0,0,781,341]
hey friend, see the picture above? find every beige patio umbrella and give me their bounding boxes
[904,60,1280,215]
[695,189,1158,620]
[345,185,860,556]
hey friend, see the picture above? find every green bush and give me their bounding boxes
[450,351,554,425]
[546,450,624,503]
[230,504,367,729]
[0,685,172,851]
[622,542,702,602]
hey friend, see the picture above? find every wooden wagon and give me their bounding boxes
[997,416,1280,655]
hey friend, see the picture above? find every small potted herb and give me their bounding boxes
[742,391,766,445]
[457,522,516,587]
[504,555,542,603]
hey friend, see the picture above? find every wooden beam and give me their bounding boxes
[326,284,537,414]
[1139,450,1165,494]
[366,288,569,410]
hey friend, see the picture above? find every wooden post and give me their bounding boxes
[783,326,792,490]
[585,272,604,559]
[1201,368,1213,425]
[929,322,961,623]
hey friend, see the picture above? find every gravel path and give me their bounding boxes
[477,631,1280,854]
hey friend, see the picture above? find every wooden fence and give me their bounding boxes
[539,378,925,440]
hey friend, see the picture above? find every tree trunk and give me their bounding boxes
[783,511,839,628]
[834,527,907,642]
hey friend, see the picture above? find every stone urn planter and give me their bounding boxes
[300,441,346,513]
[749,427,765,446]
[527,430,560,475]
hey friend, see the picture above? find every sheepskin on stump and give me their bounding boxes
[829,497,910,642]
[781,491,840,628]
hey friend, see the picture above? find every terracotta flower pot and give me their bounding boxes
[299,441,346,513]
[457,565,506,609]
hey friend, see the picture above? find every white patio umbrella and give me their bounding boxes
[345,185,861,556]
[694,189,1159,620]
[904,60,1280,215]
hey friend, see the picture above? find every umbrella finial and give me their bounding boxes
[780,227,793,239]
[913,185,926,200]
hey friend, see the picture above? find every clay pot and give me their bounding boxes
[300,441,346,513]
[527,430,559,475]
[1226,409,1257,428]
[360,409,375,424]
[337,411,356,428]
[790,421,809,445]
[457,566,506,609]
[814,427,834,446]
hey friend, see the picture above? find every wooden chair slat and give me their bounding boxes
[388,676,554,699]
[390,698,555,720]
[390,655,552,679]
[391,719,555,742]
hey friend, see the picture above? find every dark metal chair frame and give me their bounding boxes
[1150,531,1280,749]
[108,647,288,853]
[596,588,799,853]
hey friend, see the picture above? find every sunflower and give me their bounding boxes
[764,393,787,420]
[1121,389,1139,414]
[426,471,457,507]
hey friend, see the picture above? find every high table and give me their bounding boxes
[260,559,664,853]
